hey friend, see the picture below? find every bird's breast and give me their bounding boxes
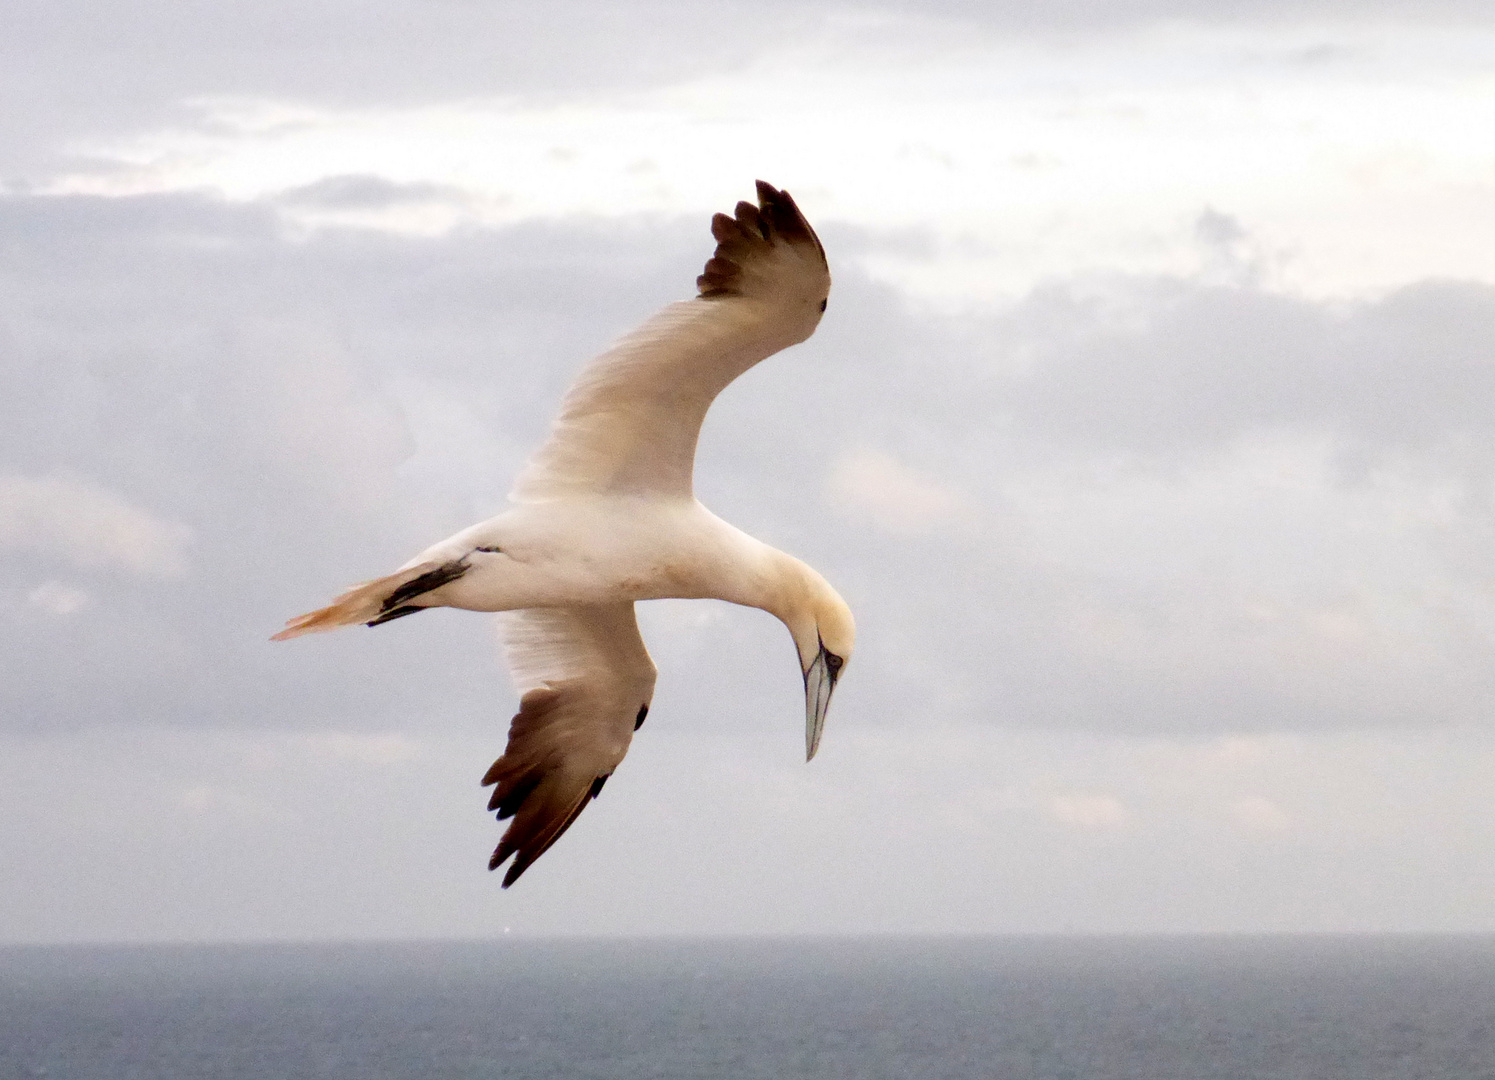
[445,498,768,610]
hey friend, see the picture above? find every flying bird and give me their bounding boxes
[274,181,854,887]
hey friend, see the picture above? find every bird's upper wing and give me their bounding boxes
[481,603,658,887]
[510,181,830,502]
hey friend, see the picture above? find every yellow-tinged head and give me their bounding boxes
[772,556,855,762]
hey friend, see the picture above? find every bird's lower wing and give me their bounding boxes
[482,603,657,887]
[510,181,829,502]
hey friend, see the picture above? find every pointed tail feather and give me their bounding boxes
[271,561,446,641]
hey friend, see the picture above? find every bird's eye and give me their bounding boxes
[825,653,843,673]
[819,298,828,313]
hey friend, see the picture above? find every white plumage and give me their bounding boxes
[275,181,854,886]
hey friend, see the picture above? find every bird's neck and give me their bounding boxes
[692,511,804,611]
[745,546,836,672]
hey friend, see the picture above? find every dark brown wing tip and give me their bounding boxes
[491,780,600,888]
[754,180,826,264]
[695,179,826,300]
[481,684,612,887]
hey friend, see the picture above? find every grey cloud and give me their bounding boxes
[276,175,475,211]
[970,276,1495,463]
[5,191,1495,745]
[0,474,192,576]
[694,224,1495,735]
[0,192,707,736]
[0,0,805,183]
[5,0,1492,185]
[880,0,1495,31]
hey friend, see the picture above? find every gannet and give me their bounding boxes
[273,181,854,887]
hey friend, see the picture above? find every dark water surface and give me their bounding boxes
[3,936,1494,1079]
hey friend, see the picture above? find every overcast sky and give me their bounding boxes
[5,0,1495,943]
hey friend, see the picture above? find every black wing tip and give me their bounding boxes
[499,853,539,888]
[481,762,611,888]
[486,771,540,820]
[753,179,793,219]
[754,180,825,259]
[494,845,527,887]
[695,179,826,299]
[369,558,470,626]
[490,834,531,886]
[365,605,421,627]
[495,855,526,889]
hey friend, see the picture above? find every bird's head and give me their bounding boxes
[777,562,855,762]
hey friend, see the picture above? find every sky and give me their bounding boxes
[5,0,1495,942]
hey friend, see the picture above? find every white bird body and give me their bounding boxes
[400,498,782,612]
[275,182,853,886]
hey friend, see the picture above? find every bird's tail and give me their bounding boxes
[271,562,448,641]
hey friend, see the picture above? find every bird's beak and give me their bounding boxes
[803,642,839,762]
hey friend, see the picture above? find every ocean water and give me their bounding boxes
[2,936,1494,1080]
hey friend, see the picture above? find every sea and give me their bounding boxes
[3,935,1493,1080]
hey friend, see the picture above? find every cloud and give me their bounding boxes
[827,447,967,534]
[979,276,1495,458]
[7,0,1495,946]
[27,581,90,616]
[4,189,1495,746]
[890,0,1495,29]
[1049,793,1131,829]
[276,175,469,211]
[16,13,1495,311]
[0,192,702,736]
[272,174,485,235]
[0,0,807,186]
[1,187,1493,938]
[8,722,1495,940]
[0,474,191,576]
[1230,795,1292,831]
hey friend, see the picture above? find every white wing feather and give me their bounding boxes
[511,181,830,501]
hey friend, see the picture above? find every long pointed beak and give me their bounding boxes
[803,644,839,762]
